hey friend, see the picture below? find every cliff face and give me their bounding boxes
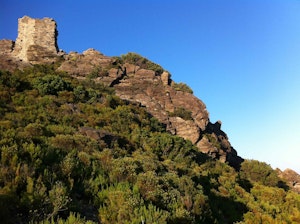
[0,16,243,168]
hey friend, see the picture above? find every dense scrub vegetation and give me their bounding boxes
[118,52,164,75]
[0,65,300,223]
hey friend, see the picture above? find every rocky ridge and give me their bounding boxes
[277,168,300,193]
[0,16,243,168]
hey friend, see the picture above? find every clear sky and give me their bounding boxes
[1,0,300,173]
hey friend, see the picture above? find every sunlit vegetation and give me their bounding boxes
[0,65,299,223]
[168,107,193,121]
[171,82,193,94]
[120,52,164,75]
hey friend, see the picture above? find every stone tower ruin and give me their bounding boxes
[13,16,58,63]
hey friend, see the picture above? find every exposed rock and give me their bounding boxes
[13,16,58,63]
[58,49,112,76]
[278,168,300,193]
[135,69,156,80]
[203,121,243,167]
[0,54,30,72]
[83,48,103,56]
[78,127,133,152]
[124,63,139,74]
[0,16,244,168]
[62,55,242,167]
[78,126,118,147]
[0,40,14,55]
[197,136,219,156]
[161,71,171,86]
[169,117,200,144]
[0,39,29,71]
[107,63,243,166]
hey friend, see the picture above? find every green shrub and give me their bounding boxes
[0,70,21,88]
[121,52,164,75]
[33,75,71,96]
[168,107,193,120]
[172,82,193,94]
[239,160,282,187]
[34,212,97,224]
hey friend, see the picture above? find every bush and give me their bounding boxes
[121,52,164,75]
[172,82,193,94]
[239,160,282,187]
[0,70,21,88]
[168,107,193,121]
[35,212,97,224]
[33,75,71,96]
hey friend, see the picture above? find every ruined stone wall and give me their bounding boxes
[13,16,58,63]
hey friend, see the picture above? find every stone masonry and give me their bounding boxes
[0,40,14,55]
[13,16,58,63]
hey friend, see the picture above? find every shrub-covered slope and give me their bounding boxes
[0,65,300,224]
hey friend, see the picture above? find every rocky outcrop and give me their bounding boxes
[58,48,112,76]
[0,16,243,168]
[0,40,14,55]
[78,126,118,147]
[0,39,30,71]
[107,62,242,168]
[278,168,300,193]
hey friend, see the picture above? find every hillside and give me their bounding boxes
[0,16,243,169]
[0,16,300,224]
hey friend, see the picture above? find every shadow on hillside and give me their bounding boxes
[198,175,248,223]
[237,178,253,193]
[0,193,20,224]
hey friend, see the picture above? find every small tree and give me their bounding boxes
[47,181,71,220]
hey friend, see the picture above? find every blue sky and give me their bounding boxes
[1,0,300,173]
